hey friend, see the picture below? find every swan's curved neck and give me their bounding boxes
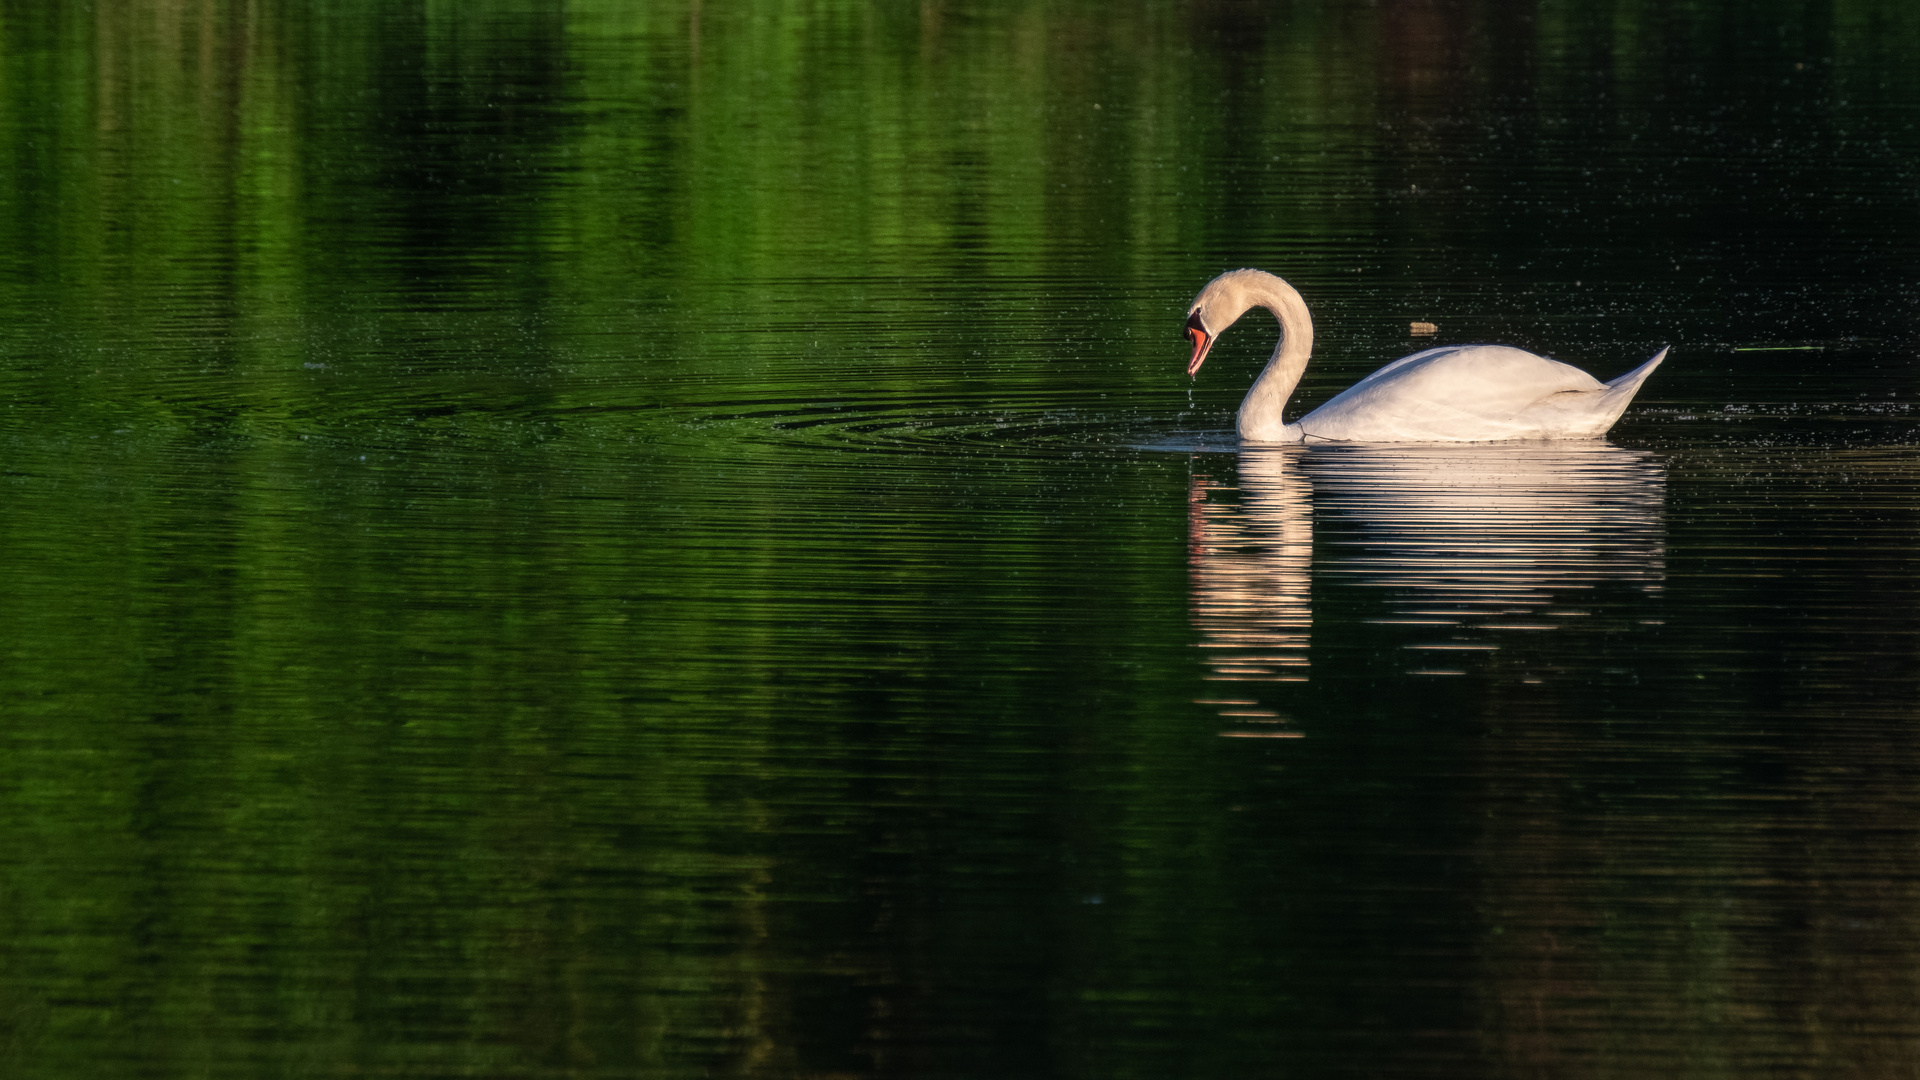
[1236,280,1313,441]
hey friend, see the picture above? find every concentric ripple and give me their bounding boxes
[677,389,1215,458]
[680,391,1920,460]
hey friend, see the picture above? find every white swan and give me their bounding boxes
[1184,269,1667,443]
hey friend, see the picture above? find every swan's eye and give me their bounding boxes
[1185,310,1206,337]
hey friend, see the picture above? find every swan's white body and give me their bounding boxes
[1184,269,1665,444]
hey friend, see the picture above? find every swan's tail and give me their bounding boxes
[1605,346,1668,395]
[1586,345,1667,432]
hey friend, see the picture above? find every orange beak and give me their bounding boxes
[1185,311,1213,376]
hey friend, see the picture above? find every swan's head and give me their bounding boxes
[1184,268,1288,376]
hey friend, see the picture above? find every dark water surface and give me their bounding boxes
[3,1,1920,1076]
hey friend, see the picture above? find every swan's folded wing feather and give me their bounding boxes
[1297,346,1605,442]
[1342,345,1461,388]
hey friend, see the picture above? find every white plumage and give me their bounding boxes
[1183,269,1665,444]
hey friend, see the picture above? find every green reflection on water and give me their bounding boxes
[1,1,1919,1077]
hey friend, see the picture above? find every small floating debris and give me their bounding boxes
[1733,345,1821,352]
[1410,321,1438,336]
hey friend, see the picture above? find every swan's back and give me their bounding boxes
[1296,345,1611,443]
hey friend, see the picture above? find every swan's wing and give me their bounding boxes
[1297,345,1605,442]
[1343,345,1462,389]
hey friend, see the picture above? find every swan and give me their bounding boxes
[1184,269,1667,443]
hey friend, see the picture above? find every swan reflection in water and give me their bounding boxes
[1190,449,1314,737]
[1190,442,1667,732]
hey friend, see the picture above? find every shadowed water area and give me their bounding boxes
[2,0,1919,1075]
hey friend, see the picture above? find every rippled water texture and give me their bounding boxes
[2,1,1920,1077]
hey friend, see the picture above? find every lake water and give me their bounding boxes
[2,1,1919,1076]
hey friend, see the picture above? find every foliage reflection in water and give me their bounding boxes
[0,0,1917,1076]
